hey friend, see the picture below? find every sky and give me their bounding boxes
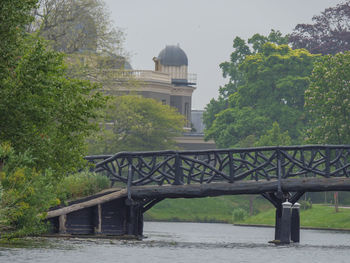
[104,0,345,110]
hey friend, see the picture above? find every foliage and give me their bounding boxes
[300,200,312,210]
[0,143,59,238]
[205,107,269,147]
[206,43,317,148]
[0,0,37,77]
[203,30,288,131]
[290,1,350,55]
[305,52,350,144]
[232,208,248,222]
[55,170,110,203]
[88,95,185,154]
[0,35,106,174]
[29,0,125,54]
[255,122,292,147]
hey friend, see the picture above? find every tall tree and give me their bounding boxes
[205,43,317,148]
[0,0,37,78]
[305,51,350,144]
[203,30,288,131]
[290,1,350,55]
[88,95,185,154]
[0,36,105,174]
[0,1,106,174]
[255,122,292,147]
[29,0,125,54]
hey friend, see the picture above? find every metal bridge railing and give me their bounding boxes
[85,145,350,189]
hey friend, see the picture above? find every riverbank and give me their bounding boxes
[144,197,350,230]
[144,195,270,223]
[239,204,350,229]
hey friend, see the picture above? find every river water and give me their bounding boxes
[1,222,350,263]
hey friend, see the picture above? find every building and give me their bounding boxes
[109,44,195,128]
[109,44,216,150]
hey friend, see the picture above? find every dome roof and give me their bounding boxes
[158,45,188,66]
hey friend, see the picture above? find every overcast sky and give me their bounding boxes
[104,0,345,110]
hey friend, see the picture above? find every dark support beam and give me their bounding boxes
[291,202,300,243]
[94,204,102,234]
[280,201,292,244]
[59,214,67,234]
[137,207,143,236]
[275,206,282,241]
[290,192,305,204]
[142,198,165,213]
[125,199,143,237]
[261,192,284,241]
[127,204,135,235]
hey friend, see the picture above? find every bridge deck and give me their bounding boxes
[47,177,350,219]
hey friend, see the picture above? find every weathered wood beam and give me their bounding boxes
[46,189,127,219]
[129,178,350,199]
[94,204,102,234]
[59,214,67,234]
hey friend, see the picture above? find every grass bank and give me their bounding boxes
[145,197,350,230]
[239,204,350,229]
[144,195,271,223]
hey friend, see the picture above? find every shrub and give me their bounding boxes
[56,170,110,203]
[0,143,59,238]
[300,200,312,210]
[232,208,248,222]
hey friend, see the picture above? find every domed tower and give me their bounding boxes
[153,45,196,127]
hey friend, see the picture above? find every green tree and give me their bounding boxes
[0,0,37,79]
[206,43,317,148]
[0,0,106,174]
[0,36,105,174]
[255,122,292,147]
[305,52,350,144]
[204,30,289,131]
[205,107,268,148]
[88,95,185,154]
[29,0,125,54]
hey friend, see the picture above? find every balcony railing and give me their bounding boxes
[105,70,171,83]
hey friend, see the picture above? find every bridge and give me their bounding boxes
[47,145,350,244]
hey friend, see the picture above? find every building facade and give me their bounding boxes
[108,44,216,149]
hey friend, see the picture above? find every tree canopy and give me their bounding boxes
[0,1,106,174]
[290,1,350,55]
[305,52,350,144]
[89,95,185,154]
[203,30,289,132]
[29,0,125,54]
[255,122,292,147]
[205,43,317,148]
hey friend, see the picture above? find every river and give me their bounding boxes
[1,222,350,263]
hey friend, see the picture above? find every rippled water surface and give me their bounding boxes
[1,222,350,263]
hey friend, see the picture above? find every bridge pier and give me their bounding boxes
[291,203,300,243]
[262,191,303,244]
[126,199,143,237]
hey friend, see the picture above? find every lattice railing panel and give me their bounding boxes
[85,145,350,187]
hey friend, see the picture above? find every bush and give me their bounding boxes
[56,170,110,203]
[300,200,312,210]
[232,208,248,222]
[0,143,59,238]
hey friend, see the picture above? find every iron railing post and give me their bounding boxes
[127,156,134,201]
[325,147,330,178]
[277,148,282,195]
[229,151,234,183]
[173,152,183,185]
